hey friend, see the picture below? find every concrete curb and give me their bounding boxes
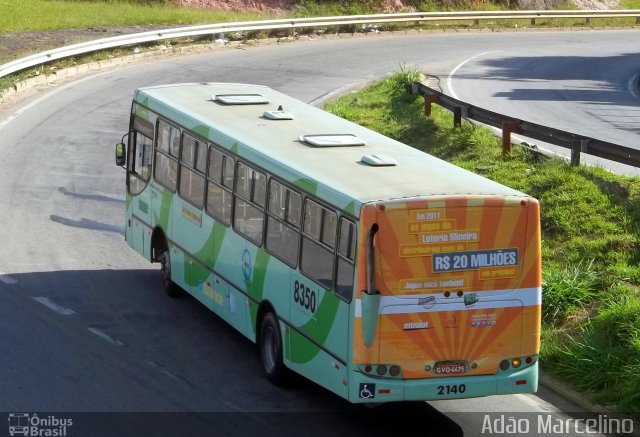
[539,369,640,436]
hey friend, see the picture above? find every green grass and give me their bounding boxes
[1,0,637,33]
[324,71,640,416]
[0,0,273,32]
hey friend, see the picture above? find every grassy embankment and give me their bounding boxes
[0,0,271,32]
[2,0,639,416]
[324,70,640,416]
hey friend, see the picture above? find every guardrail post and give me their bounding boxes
[453,106,463,127]
[571,139,589,166]
[531,18,536,26]
[502,121,518,155]
[585,17,591,25]
[423,94,437,117]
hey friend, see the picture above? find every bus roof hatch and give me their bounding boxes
[299,134,366,147]
[213,94,270,105]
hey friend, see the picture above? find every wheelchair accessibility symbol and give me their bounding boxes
[359,383,376,399]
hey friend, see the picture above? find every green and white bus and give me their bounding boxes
[116,82,542,404]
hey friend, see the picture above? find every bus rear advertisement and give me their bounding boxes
[115,82,541,404]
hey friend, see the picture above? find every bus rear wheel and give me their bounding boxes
[158,249,183,298]
[259,312,289,386]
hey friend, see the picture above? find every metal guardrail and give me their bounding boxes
[2,10,640,79]
[412,82,640,167]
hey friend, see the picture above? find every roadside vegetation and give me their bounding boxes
[324,70,640,416]
[1,0,638,33]
[0,0,271,32]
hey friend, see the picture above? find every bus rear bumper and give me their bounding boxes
[349,362,538,403]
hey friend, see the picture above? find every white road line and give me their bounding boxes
[88,327,124,346]
[0,69,113,132]
[0,272,17,284]
[447,51,497,100]
[147,360,183,383]
[32,296,75,316]
[628,73,640,101]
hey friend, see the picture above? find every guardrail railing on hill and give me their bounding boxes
[411,82,640,167]
[1,10,640,79]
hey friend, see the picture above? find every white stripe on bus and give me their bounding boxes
[354,287,541,317]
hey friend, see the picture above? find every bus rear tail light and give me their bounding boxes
[389,365,401,377]
[499,355,537,371]
[360,364,403,379]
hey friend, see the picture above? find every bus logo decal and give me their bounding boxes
[417,296,436,309]
[464,293,479,307]
[403,320,430,330]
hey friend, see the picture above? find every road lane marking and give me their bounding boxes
[147,360,183,383]
[628,73,639,101]
[88,327,124,346]
[0,69,113,132]
[32,296,75,315]
[447,51,497,100]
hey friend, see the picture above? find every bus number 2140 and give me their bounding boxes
[437,384,466,395]
[293,280,317,313]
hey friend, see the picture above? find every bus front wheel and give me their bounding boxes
[259,312,289,386]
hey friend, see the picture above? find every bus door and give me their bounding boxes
[126,115,154,260]
[151,119,180,240]
[355,197,540,380]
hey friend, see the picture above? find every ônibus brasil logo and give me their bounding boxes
[7,413,73,437]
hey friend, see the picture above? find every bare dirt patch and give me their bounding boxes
[0,25,172,65]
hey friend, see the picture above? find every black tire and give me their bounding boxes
[158,250,183,298]
[259,312,289,385]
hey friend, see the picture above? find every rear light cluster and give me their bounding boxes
[360,364,402,378]
[499,355,536,371]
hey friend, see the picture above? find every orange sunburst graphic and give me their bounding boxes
[352,196,542,374]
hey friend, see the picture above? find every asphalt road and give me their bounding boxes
[1,29,638,436]
[440,30,640,175]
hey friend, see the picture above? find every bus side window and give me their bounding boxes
[265,180,300,267]
[336,218,356,302]
[206,146,233,225]
[155,120,180,191]
[301,199,336,289]
[178,133,205,208]
[233,162,265,245]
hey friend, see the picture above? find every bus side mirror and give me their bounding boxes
[115,142,126,167]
